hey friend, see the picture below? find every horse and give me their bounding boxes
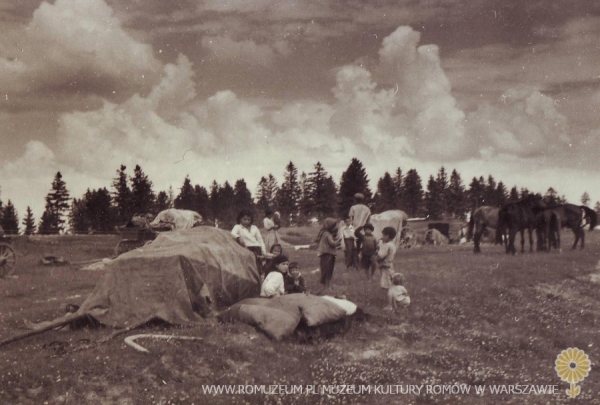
[534,208,562,252]
[467,206,504,253]
[550,204,597,250]
[498,195,540,255]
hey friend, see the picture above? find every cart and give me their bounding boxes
[0,236,17,278]
[398,225,418,249]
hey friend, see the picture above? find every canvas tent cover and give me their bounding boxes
[29,227,260,330]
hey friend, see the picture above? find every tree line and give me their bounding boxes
[0,158,597,235]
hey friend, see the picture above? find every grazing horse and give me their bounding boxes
[551,204,597,250]
[467,206,504,253]
[534,208,562,252]
[499,196,539,255]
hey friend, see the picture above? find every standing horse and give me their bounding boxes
[499,196,539,255]
[534,208,562,252]
[467,206,504,253]
[551,204,597,250]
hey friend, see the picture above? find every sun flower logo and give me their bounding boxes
[555,348,591,398]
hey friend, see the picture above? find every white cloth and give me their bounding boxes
[341,224,355,239]
[149,209,202,230]
[388,285,410,306]
[231,224,266,254]
[260,271,285,297]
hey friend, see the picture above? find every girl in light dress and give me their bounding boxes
[263,210,281,253]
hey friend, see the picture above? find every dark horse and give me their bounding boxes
[467,206,504,253]
[498,195,540,255]
[532,207,562,252]
[551,204,597,250]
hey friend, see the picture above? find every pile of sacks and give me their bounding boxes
[219,294,357,341]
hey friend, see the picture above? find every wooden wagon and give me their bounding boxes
[0,236,17,278]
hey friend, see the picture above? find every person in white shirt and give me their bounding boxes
[263,210,281,253]
[349,193,371,254]
[231,209,266,277]
[377,227,398,289]
[341,217,357,271]
[260,255,290,298]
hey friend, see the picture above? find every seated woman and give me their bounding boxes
[260,255,289,298]
[231,209,266,278]
[263,243,283,274]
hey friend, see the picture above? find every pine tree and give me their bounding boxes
[393,168,403,205]
[70,197,90,234]
[40,172,70,234]
[174,176,196,210]
[495,181,508,207]
[304,162,336,219]
[266,174,279,209]
[338,158,372,216]
[425,175,443,220]
[277,162,302,225]
[233,179,254,216]
[298,171,311,224]
[22,206,36,235]
[509,186,519,202]
[436,167,449,217]
[542,187,558,206]
[131,165,156,214]
[155,191,171,212]
[373,172,396,213]
[85,188,114,232]
[402,169,423,217]
[447,169,466,219]
[255,176,271,214]
[484,175,497,206]
[193,185,210,219]
[0,200,19,234]
[112,165,133,224]
[467,177,485,209]
[581,192,590,207]
[219,181,236,227]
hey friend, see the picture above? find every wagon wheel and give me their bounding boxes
[424,229,435,245]
[399,226,417,249]
[0,243,17,278]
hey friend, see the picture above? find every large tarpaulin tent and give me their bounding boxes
[29,227,261,330]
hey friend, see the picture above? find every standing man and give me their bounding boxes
[349,193,371,257]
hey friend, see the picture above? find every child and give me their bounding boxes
[263,210,281,253]
[284,262,306,293]
[231,209,266,277]
[354,223,378,279]
[264,243,283,274]
[341,217,357,271]
[385,273,411,311]
[378,226,398,290]
[317,217,341,293]
[260,255,289,298]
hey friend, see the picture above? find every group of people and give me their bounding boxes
[229,193,410,311]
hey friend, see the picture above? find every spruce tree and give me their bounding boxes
[581,192,590,207]
[266,174,279,209]
[436,167,449,217]
[174,176,195,210]
[495,182,508,207]
[393,168,403,205]
[277,162,302,225]
[338,158,371,216]
[220,181,236,227]
[255,177,271,214]
[70,198,90,234]
[402,169,423,217]
[0,200,19,235]
[155,191,171,212]
[209,181,220,223]
[374,172,396,213]
[85,188,114,232]
[112,165,133,224]
[233,179,254,216]
[22,206,36,235]
[425,175,443,220]
[304,162,336,219]
[193,185,210,219]
[467,177,485,209]
[447,169,466,219]
[40,172,70,234]
[509,186,519,202]
[131,165,156,214]
[484,175,497,206]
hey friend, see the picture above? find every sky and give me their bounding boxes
[1,0,599,220]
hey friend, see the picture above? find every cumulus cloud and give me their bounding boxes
[201,36,284,67]
[0,0,161,98]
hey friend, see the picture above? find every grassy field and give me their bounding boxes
[1,227,599,405]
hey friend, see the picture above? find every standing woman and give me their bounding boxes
[263,210,281,253]
[232,209,266,278]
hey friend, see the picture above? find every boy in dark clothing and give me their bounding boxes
[355,223,378,279]
[284,262,306,293]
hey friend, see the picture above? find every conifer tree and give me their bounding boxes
[0,200,19,234]
[174,176,196,210]
[484,175,497,206]
[277,162,302,225]
[446,169,467,219]
[85,188,114,232]
[304,162,337,219]
[402,169,423,217]
[155,191,171,212]
[70,197,90,234]
[495,181,508,207]
[425,175,443,220]
[581,192,590,207]
[22,206,36,235]
[112,165,133,224]
[219,181,236,227]
[393,167,403,205]
[209,181,221,223]
[131,165,155,214]
[39,172,70,234]
[467,177,485,209]
[436,167,449,216]
[509,186,519,202]
[255,176,271,214]
[373,172,396,213]
[338,158,371,216]
[193,185,210,219]
[233,179,254,216]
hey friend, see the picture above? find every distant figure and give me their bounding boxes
[263,210,281,253]
[385,273,411,311]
